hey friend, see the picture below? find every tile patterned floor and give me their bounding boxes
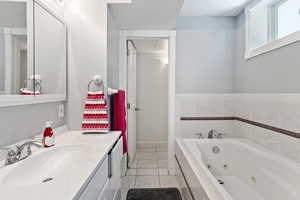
[121,144,179,200]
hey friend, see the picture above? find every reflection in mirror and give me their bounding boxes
[34,2,66,95]
[0,1,31,95]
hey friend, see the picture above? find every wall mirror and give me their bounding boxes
[0,0,67,107]
[34,0,66,96]
[0,1,31,95]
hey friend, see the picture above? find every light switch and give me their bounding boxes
[58,104,64,118]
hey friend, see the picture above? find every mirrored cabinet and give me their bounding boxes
[0,0,66,107]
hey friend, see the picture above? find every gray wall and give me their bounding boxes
[0,2,66,147]
[107,6,120,89]
[176,17,236,93]
[0,28,4,91]
[0,0,110,147]
[176,15,300,94]
[136,53,168,143]
[0,2,26,27]
[65,0,108,130]
[235,13,300,93]
[0,102,65,146]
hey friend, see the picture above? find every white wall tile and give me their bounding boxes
[176,93,300,163]
[235,94,300,163]
[176,94,236,139]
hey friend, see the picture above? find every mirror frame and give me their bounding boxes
[0,0,67,108]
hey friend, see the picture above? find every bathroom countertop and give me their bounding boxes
[0,130,121,200]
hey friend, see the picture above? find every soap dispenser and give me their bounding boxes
[42,121,55,148]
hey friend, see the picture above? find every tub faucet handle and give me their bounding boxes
[195,133,204,139]
[217,133,225,139]
[208,129,218,138]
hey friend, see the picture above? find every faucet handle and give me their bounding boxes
[26,145,32,156]
[208,129,218,138]
[5,148,18,165]
[217,133,226,139]
[195,133,204,139]
[16,145,22,153]
[7,148,17,157]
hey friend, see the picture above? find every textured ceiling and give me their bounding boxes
[109,0,183,29]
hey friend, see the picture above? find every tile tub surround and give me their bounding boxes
[180,117,300,139]
[176,94,300,163]
[175,94,236,139]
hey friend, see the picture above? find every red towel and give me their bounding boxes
[112,90,128,154]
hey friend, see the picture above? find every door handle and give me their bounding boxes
[135,108,140,111]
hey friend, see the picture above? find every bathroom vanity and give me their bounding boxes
[76,131,123,200]
[0,1,123,199]
[0,131,123,200]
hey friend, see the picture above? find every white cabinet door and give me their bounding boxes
[97,180,110,200]
[79,156,109,200]
[109,137,123,200]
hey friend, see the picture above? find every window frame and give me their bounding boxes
[245,0,300,59]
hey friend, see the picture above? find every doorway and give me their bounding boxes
[126,40,137,167]
[120,30,176,174]
[3,28,28,94]
[127,39,169,169]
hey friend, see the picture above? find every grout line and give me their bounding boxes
[158,174,161,188]
[133,175,136,188]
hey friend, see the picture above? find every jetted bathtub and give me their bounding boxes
[175,139,300,200]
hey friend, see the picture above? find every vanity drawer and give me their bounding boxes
[79,156,109,200]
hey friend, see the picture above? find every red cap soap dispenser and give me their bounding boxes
[42,121,55,148]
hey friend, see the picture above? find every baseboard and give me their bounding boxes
[137,141,168,144]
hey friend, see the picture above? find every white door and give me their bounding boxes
[127,41,137,167]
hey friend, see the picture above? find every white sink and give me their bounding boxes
[1,145,92,187]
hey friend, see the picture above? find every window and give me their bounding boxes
[245,0,300,59]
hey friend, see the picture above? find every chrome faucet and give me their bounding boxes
[0,141,43,165]
[0,147,19,165]
[216,133,226,139]
[208,129,218,139]
[17,141,43,161]
[195,133,204,139]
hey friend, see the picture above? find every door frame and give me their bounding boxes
[126,40,137,167]
[119,30,176,172]
[4,28,27,94]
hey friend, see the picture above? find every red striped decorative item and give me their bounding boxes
[81,91,109,132]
